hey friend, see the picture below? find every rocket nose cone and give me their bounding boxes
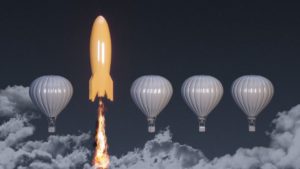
[95,16,107,23]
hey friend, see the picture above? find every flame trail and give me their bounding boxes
[93,99,110,169]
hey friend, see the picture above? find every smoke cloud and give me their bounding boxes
[1,85,300,169]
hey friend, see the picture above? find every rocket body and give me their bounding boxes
[89,16,114,102]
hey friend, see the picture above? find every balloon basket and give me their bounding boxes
[198,117,206,132]
[48,126,55,133]
[147,118,156,133]
[248,117,256,132]
[148,126,155,133]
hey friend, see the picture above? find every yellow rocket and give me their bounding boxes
[89,16,114,102]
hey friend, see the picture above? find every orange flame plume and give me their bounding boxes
[93,99,110,169]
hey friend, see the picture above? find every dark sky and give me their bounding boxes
[1,1,300,159]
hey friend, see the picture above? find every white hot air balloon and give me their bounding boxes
[131,75,173,133]
[29,75,73,133]
[231,75,274,132]
[181,75,223,132]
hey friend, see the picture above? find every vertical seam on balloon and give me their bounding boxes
[58,78,68,117]
[151,76,157,116]
[236,77,247,116]
[36,78,45,116]
[249,77,255,116]
[53,76,60,117]
[184,78,192,115]
[245,77,252,116]
[141,77,149,117]
[44,77,51,117]
[49,77,55,117]
[163,77,170,115]
[136,78,145,117]
[194,76,201,116]
[192,77,199,117]
[157,77,165,116]
[206,77,214,116]
[256,77,265,116]
[200,77,207,116]
[264,78,272,111]
[252,77,260,116]
[211,78,220,115]
[237,77,247,115]
[148,77,153,117]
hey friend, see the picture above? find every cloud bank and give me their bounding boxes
[1,85,300,169]
[0,86,35,118]
[0,86,92,169]
[109,107,300,169]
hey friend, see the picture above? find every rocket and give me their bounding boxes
[89,16,114,102]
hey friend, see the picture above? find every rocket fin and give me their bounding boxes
[105,75,114,101]
[89,75,99,102]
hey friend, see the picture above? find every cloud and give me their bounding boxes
[110,105,300,169]
[0,86,35,117]
[0,86,92,169]
[110,129,207,169]
[0,116,92,169]
[0,115,92,169]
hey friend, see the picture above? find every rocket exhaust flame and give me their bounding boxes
[93,99,110,169]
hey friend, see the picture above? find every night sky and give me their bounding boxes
[1,1,300,160]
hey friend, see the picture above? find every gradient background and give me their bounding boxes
[1,1,300,159]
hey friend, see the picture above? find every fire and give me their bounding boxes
[93,100,110,169]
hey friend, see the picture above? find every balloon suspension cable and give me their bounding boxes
[248,117,256,132]
[93,99,110,169]
[48,117,56,133]
[198,117,206,132]
[147,117,156,133]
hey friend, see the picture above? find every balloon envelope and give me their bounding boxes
[181,75,223,132]
[130,75,173,132]
[29,75,73,132]
[231,75,274,131]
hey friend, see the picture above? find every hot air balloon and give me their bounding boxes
[29,75,73,133]
[181,75,223,132]
[231,75,274,132]
[130,75,173,133]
